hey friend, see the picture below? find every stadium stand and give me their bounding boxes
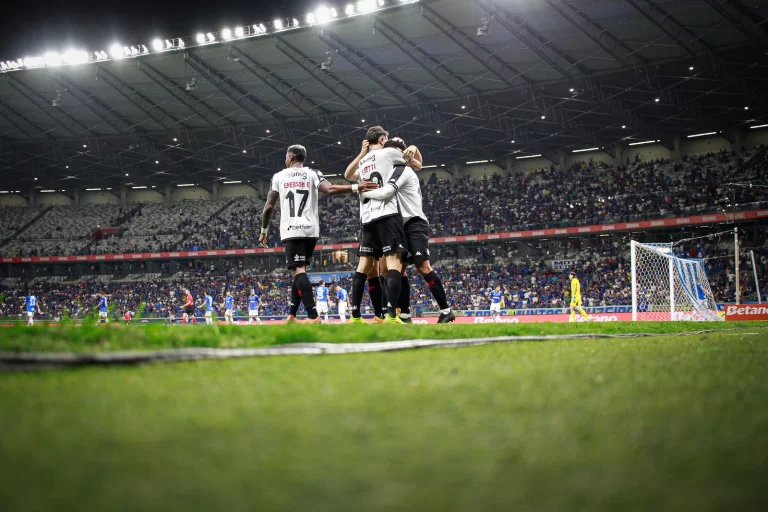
[2,148,766,257]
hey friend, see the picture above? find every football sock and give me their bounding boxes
[295,273,318,319]
[581,309,591,321]
[423,271,450,311]
[386,269,402,318]
[398,276,411,317]
[351,272,368,319]
[368,277,384,318]
[289,282,300,317]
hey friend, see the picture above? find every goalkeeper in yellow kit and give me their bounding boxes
[568,271,592,322]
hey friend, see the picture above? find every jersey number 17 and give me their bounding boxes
[285,189,309,217]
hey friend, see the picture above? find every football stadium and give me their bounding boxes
[1,0,768,510]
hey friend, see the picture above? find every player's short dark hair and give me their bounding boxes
[385,137,406,151]
[366,126,388,145]
[319,280,324,285]
[287,144,307,163]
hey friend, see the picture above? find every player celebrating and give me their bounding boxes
[569,271,592,322]
[315,280,330,323]
[247,289,262,325]
[344,126,409,324]
[182,288,196,324]
[223,291,235,325]
[360,137,455,323]
[259,144,377,323]
[25,292,40,326]
[97,291,109,324]
[203,291,215,325]
[335,285,349,323]
[489,285,504,323]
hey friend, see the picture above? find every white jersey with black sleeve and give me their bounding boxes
[360,166,427,224]
[356,147,407,225]
[270,166,326,241]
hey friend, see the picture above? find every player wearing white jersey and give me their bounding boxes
[344,126,410,324]
[260,144,378,323]
[361,137,455,323]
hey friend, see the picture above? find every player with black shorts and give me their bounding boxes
[260,144,378,323]
[361,137,455,323]
[344,126,410,324]
[182,288,196,324]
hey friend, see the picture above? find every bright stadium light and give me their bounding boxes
[750,124,768,129]
[63,50,89,65]
[222,28,232,40]
[307,12,317,24]
[206,32,215,42]
[235,26,244,37]
[86,188,101,191]
[293,18,300,27]
[687,132,717,138]
[196,33,206,43]
[165,39,174,49]
[628,140,657,146]
[44,52,62,66]
[223,181,242,184]
[516,154,542,159]
[151,39,164,52]
[317,6,331,23]
[572,147,599,153]
[132,186,147,189]
[274,19,284,30]
[177,183,195,187]
[330,8,338,18]
[358,0,376,13]
[466,160,490,164]
[258,23,267,33]
[346,4,355,15]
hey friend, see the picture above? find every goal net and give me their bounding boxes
[630,241,722,321]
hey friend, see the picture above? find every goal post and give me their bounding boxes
[630,241,722,321]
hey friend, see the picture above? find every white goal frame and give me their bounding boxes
[630,241,722,322]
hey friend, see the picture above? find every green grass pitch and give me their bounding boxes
[1,322,767,511]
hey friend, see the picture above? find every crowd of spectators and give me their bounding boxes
[2,148,766,258]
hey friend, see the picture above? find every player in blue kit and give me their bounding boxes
[222,291,235,325]
[25,293,40,326]
[315,280,330,323]
[489,285,504,323]
[335,285,349,323]
[247,289,262,325]
[203,291,215,325]
[97,291,109,324]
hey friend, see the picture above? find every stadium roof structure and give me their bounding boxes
[1,0,768,194]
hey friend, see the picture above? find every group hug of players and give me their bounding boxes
[259,125,456,324]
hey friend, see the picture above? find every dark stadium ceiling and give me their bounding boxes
[1,0,768,194]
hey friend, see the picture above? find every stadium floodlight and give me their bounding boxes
[572,147,599,153]
[23,56,45,68]
[258,23,267,33]
[516,154,542,159]
[132,186,147,189]
[511,140,515,143]
[274,19,284,30]
[358,0,376,13]
[234,26,244,37]
[622,125,626,129]
[750,124,768,129]
[293,18,300,27]
[654,98,660,102]
[436,130,441,134]
[206,32,215,42]
[346,4,355,15]
[130,46,140,56]
[379,0,385,5]
[177,183,195,187]
[466,160,489,164]
[125,173,129,176]
[83,144,87,148]
[40,190,56,193]
[243,149,247,153]
[744,106,749,110]
[223,180,242,184]
[307,12,317,24]
[317,6,332,23]
[628,140,657,146]
[44,52,62,66]
[165,39,173,49]
[196,33,206,43]
[151,39,164,52]
[687,132,717,138]
[222,28,232,40]
[330,8,338,18]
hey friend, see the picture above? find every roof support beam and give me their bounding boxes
[476,0,673,143]
[701,0,768,51]
[50,74,134,135]
[622,0,715,59]
[371,18,474,97]
[0,99,44,139]
[272,36,377,113]
[228,45,325,120]
[137,59,232,129]
[419,3,614,153]
[95,65,187,132]
[183,51,280,123]
[6,75,92,137]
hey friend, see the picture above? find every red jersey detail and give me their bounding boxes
[185,293,193,306]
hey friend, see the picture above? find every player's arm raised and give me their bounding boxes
[259,190,279,247]
[344,140,369,181]
[319,179,379,196]
[403,145,423,171]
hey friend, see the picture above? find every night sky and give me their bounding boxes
[1,0,312,58]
